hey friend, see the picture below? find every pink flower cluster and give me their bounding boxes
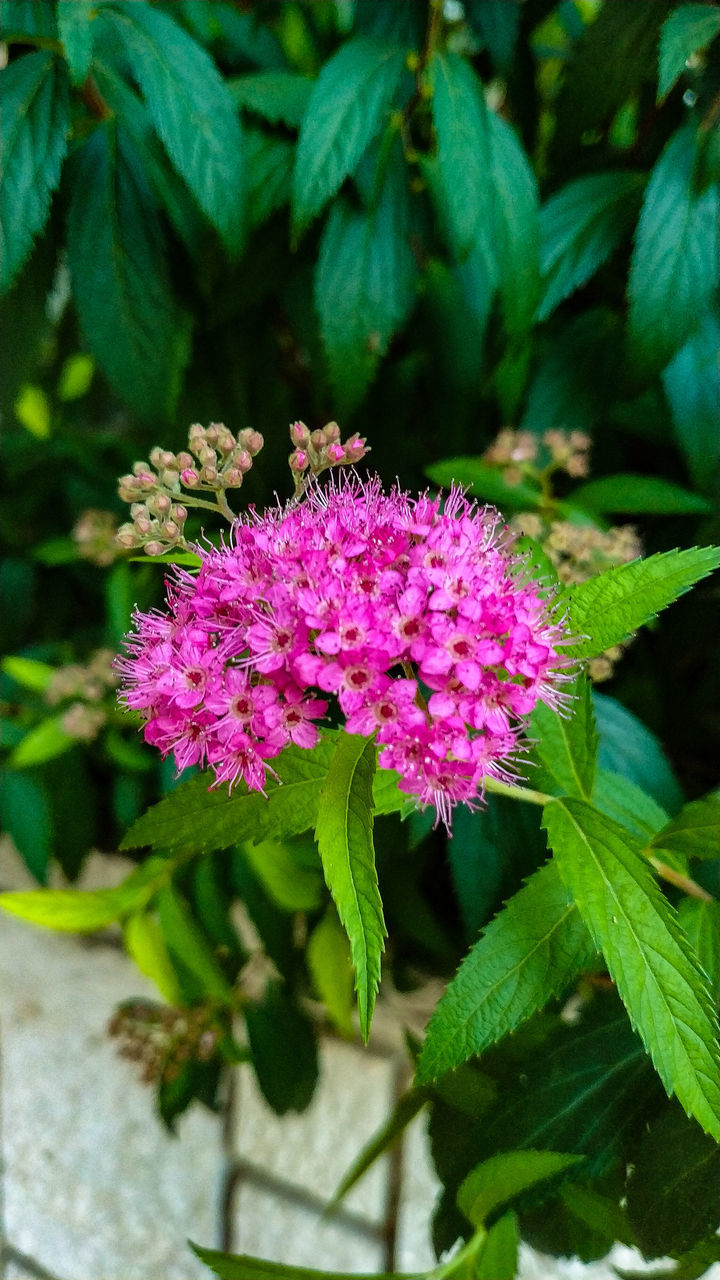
[117,474,570,826]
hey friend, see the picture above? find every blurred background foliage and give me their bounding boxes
[0,0,719,1213]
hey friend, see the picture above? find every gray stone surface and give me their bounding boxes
[231,1182,385,1272]
[231,1039,395,1222]
[394,1109,439,1272]
[0,912,222,1280]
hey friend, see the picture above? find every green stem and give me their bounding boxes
[214,491,237,525]
[483,776,551,806]
[647,855,713,902]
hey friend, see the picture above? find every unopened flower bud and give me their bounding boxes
[188,423,204,442]
[289,449,309,472]
[205,423,221,445]
[118,474,141,501]
[144,541,165,557]
[326,443,345,463]
[310,429,327,450]
[171,505,187,524]
[217,429,235,455]
[200,465,218,485]
[324,421,341,443]
[159,467,180,489]
[238,428,264,456]
[289,421,310,447]
[134,516,153,536]
[181,468,199,487]
[116,524,140,549]
[233,449,252,473]
[153,493,172,515]
[223,468,244,488]
[343,433,368,463]
[161,520,180,541]
[176,451,194,469]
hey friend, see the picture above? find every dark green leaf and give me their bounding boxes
[292,37,406,235]
[530,675,598,801]
[228,70,312,129]
[245,127,294,229]
[244,982,318,1115]
[315,734,385,1042]
[428,50,492,260]
[593,693,683,813]
[544,798,720,1138]
[0,0,56,39]
[466,0,521,75]
[66,120,190,418]
[538,172,644,321]
[315,143,418,413]
[678,898,719,997]
[562,546,720,660]
[416,860,594,1083]
[628,125,719,375]
[99,1,245,252]
[448,793,548,940]
[571,473,711,516]
[520,309,622,437]
[57,0,95,84]
[488,110,540,337]
[156,884,234,1003]
[658,4,720,100]
[121,738,336,855]
[651,795,720,863]
[591,768,669,843]
[663,312,720,493]
[0,51,70,292]
[0,768,51,882]
[627,1102,720,1256]
[457,1149,584,1228]
[425,457,541,510]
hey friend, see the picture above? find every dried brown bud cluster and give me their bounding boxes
[484,428,591,485]
[72,509,121,567]
[108,1000,221,1086]
[45,648,118,741]
[511,512,643,681]
[288,420,369,492]
[116,422,264,554]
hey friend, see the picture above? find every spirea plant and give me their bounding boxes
[2,418,719,1280]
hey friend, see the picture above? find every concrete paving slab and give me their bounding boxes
[231,1040,395,1223]
[0,913,222,1280]
[231,1182,385,1272]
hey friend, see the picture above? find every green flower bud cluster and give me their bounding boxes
[45,648,118,742]
[288,420,369,494]
[72,509,122,567]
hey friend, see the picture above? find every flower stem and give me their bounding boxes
[483,776,551,806]
[647,855,713,902]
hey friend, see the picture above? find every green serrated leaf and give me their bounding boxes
[292,37,406,236]
[628,125,719,375]
[663,311,720,494]
[530,676,598,800]
[98,1,245,253]
[563,546,720,660]
[678,898,719,997]
[626,1102,720,1257]
[307,909,355,1037]
[371,764,415,817]
[0,853,178,933]
[544,798,720,1138]
[228,70,312,129]
[416,860,594,1083]
[429,50,492,261]
[538,172,644,322]
[488,110,540,337]
[593,692,684,813]
[124,910,182,1004]
[591,768,669,843]
[121,739,336,855]
[457,1149,584,1228]
[315,734,385,1043]
[57,0,96,84]
[9,715,74,768]
[425,457,542,510]
[658,3,720,100]
[571,473,711,516]
[66,119,190,419]
[315,141,417,413]
[650,795,720,863]
[0,51,70,293]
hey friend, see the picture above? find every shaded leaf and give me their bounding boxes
[307,909,355,1037]
[429,50,492,260]
[663,312,720,493]
[244,982,318,1115]
[245,127,294,229]
[658,4,720,100]
[0,0,56,39]
[457,1149,584,1228]
[678,898,719,997]
[228,70,312,128]
[315,734,385,1042]
[650,795,720,863]
[0,51,70,293]
[0,768,51,883]
[571,473,711,516]
[591,768,669,843]
[425,457,541,510]
[292,37,406,235]
[488,110,540,337]
[416,860,594,1083]
[562,547,720,660]
[466,0,521,75]
[627,1102,720,1256]
[239,835,323,913]
[57,0,95,84]
[593,692,683,813]
[544,798,720,1138]
[332,1086,429,1207]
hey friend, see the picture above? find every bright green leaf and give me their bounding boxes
[99,1,245,253]
[315,734,385,1042]
[0,853,177,933]
[124,910,182,1004]
[562,546,720,660]
[0,51,70,293]
[538,172,644,322]
[1,655,54,693]
[239,836,323,913]
[416,860,594,1083]
[678,898,720,996]
[530,675,598,800]
[292,38,406,236]
[56,352,94,401]
[14,383,50,438]
[628,125,719,375]
[658,4,720,100]
[9,715,74,768]
[591,768,669,843]
[307,910,355,1037]
[544,798,720,1138]
[156,884,234,1003]
[121,739,337,855]
[191,1243,395,1280]
[371,764,415,817]
[571,473,711,516]
[315,143,417,413]
[473,1211,520,1280]
[57,0,95,84]
[228,70,313,128]
[429,51,492,261]
[457,1149,584,1227]
[650,795,720,863]
[66,120,190,419]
